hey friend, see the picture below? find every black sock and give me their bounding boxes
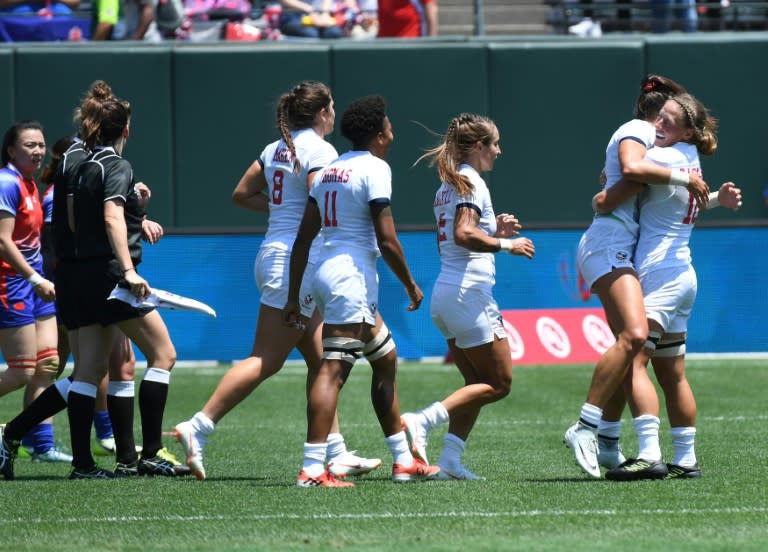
[67,391,96,470]
[138,379,168,458]
[5,384,68,442]
[107,394,138,465]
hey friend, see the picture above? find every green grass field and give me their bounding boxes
[0,359,766,551]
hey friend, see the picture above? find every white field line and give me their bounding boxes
[2,507,767,524]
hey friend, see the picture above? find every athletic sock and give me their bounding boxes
[68,382,98,469]
[670,426,697,467]
[302,442,327,477]
[325,432,348,462]
[438,432,466,471]
[93,410,114,440]
[107,380,137,465]
[138,367,170,458]
[385,430,413,466]
[419,401,449,431]
[4,384,67,442]
[634,415,662,461]
[579,403,603,430]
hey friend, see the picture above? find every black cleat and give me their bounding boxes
[605,458,668,481]
[114,461,140,477]
[69,465,116,480]
[0,437,19,481]
[138,455,177,477]
[663,463,702,480]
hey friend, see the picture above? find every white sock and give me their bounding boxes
[385,431,413,466]
[325,432,348,462]
[634,415,662,461]
[670,426,697,467]
[598,419,621,440]
[579,403,603,430]
[302,442,327,477]
[438,433,465,470]
[191,411,216,436]
[419,401,449,431]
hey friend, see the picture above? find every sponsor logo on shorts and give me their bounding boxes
[615,250,629,262]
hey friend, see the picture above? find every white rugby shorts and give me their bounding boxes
[577,231,636,289]
[255,245,317,318]
[640,264,697,334]
[313,252,378,326]
[430,282,506,349]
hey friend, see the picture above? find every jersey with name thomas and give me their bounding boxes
[310,150,391,258]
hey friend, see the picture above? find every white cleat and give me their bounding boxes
[400,413,429,464]
[434,464,486,481]
[32,447,73,463]
[327,451,382,478]
[174,421,207,481]
[564,422,601,478]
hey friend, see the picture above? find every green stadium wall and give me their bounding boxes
[1,35,766,229]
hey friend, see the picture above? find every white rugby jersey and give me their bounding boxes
[635,142,701,277]
[310,150,391,257]
[433,164,497,288]
[259,128,338,250]
[590,119,657,239]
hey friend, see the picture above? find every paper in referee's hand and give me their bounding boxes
[108,284,216,318]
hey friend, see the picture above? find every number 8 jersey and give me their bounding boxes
[259,128,338,253]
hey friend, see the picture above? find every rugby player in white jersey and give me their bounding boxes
[592,93,741,480]
[284,95,439,487]
[399,113,534,481]
[174,82,381,481]
[563,75,710,479]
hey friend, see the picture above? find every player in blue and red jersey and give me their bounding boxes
[0,121,65,466]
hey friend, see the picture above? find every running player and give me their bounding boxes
[174,81,382,482]
[400,113,534,480]
[283,95,439,487]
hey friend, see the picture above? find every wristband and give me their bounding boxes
[668,170,690,187]
[122,267,135,274]
[706,191,720,209]
[498,238,514,252]
[26,272,45,287]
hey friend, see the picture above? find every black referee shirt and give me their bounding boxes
[72,146,145,264]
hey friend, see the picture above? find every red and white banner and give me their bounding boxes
[445,308,615,365]
[501,308,615,365]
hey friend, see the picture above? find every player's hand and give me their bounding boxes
[282,299,304,329]
[510,237,535,259]
[141,219,164,244]
[33,279,55,302]
[496,213,521,237]
[135,182,151,207]
[717,182,742,211]
[124,269,150,300]
[405,283,423,311]
[687,174,710,210]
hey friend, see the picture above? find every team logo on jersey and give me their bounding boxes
[614,250,629,263]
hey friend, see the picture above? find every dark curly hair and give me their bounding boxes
[340,95,387,150]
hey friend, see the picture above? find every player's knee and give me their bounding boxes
[618,325,647,354]
[5,357,36,388]
[322,337,364,366]
[36,348,60,382]
[363,322,396,362]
